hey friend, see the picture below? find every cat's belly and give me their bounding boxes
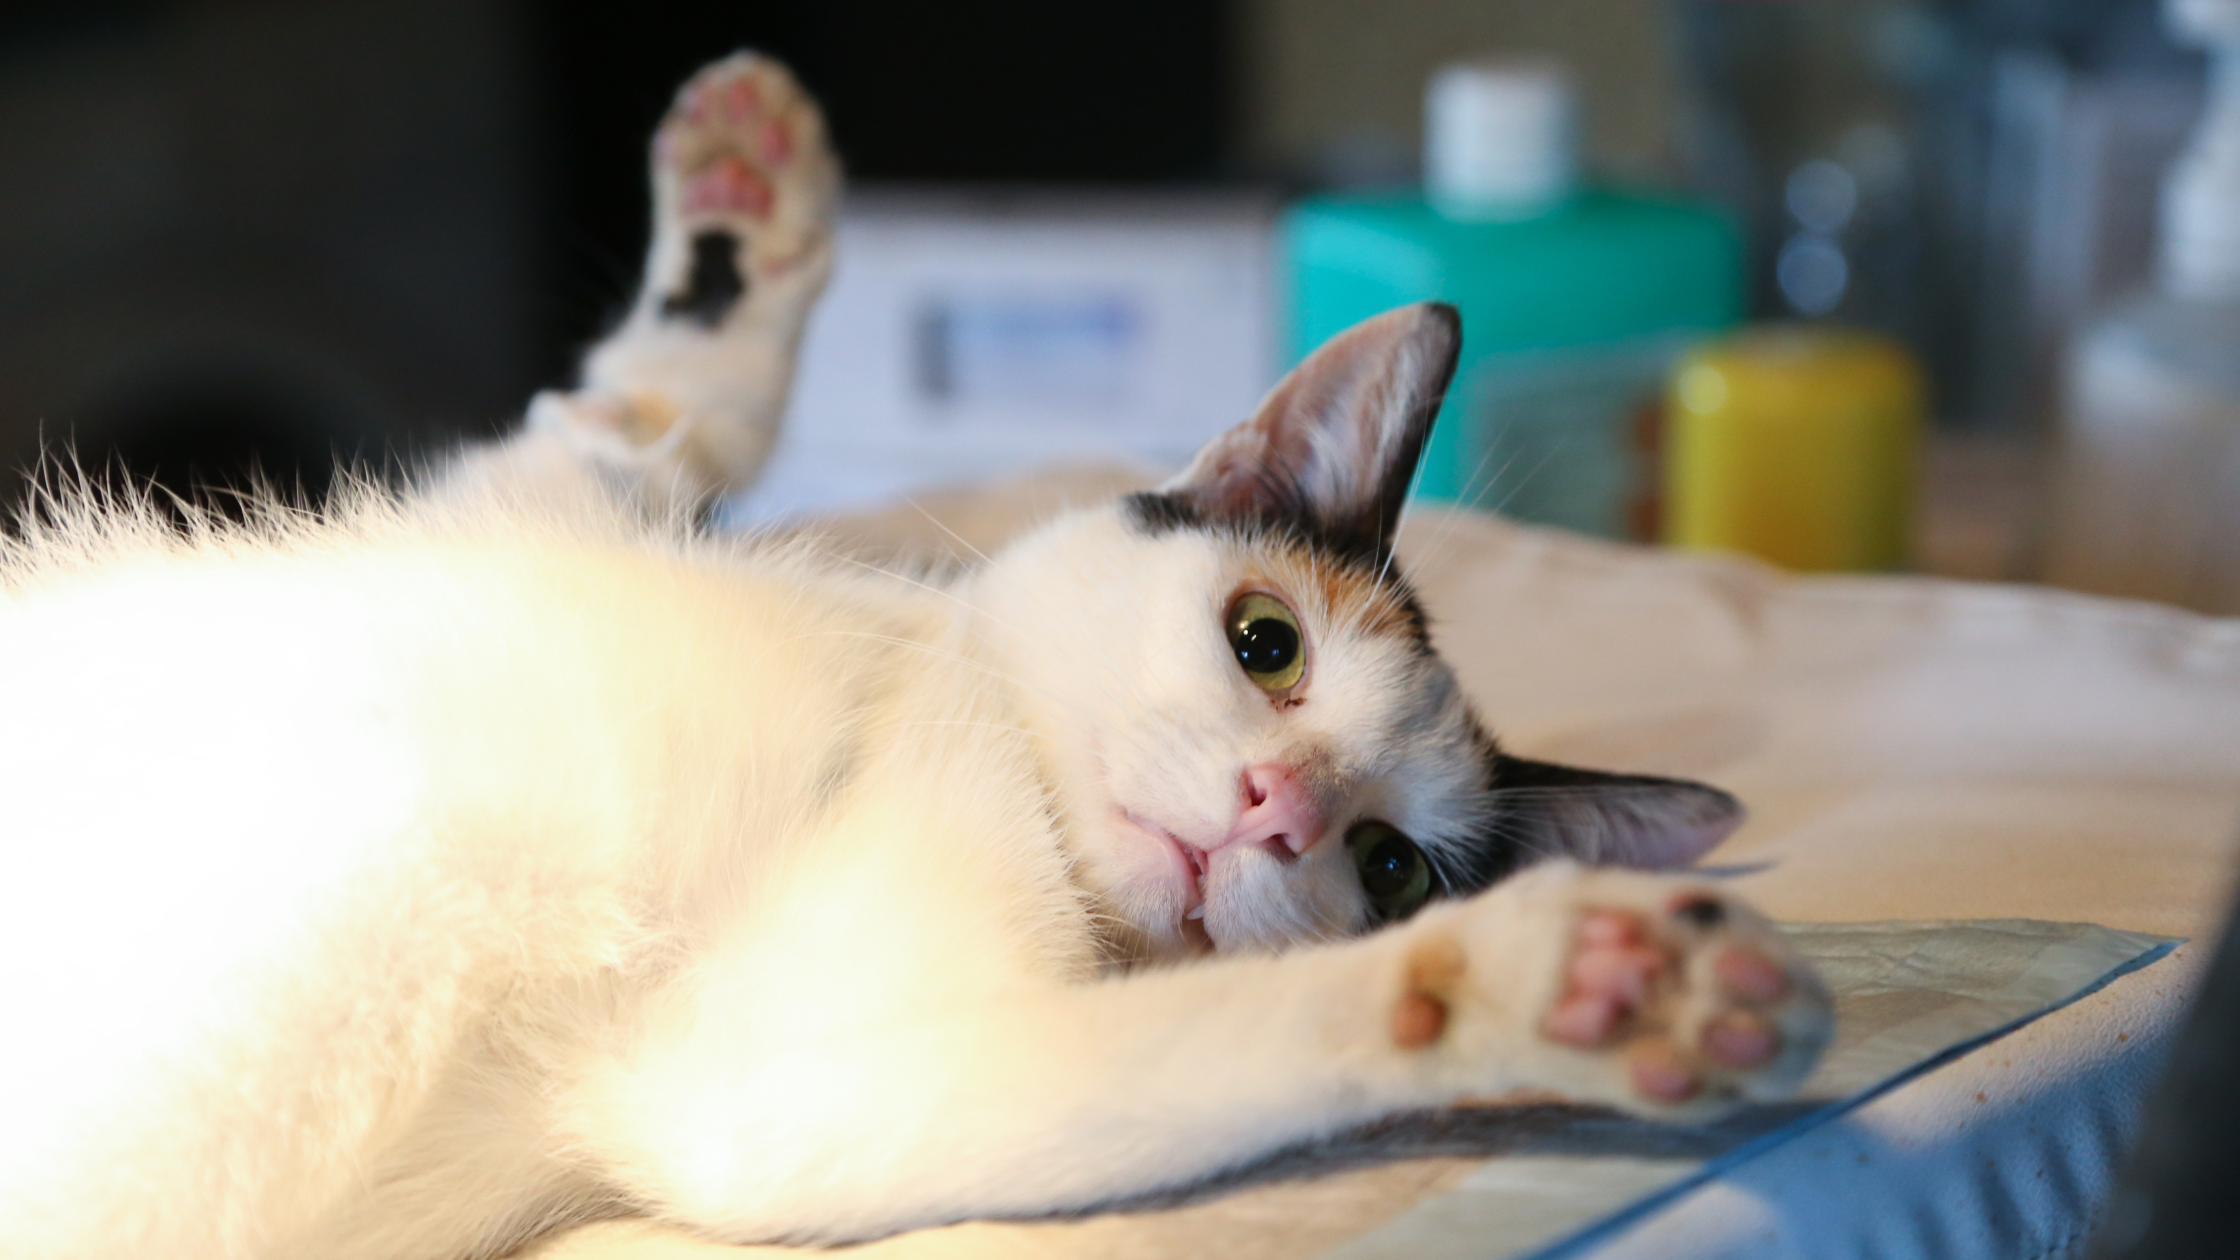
[0,527,945,1257]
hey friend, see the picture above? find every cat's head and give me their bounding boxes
[971,304,1740,964]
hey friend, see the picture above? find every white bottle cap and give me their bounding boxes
[1425,59,1579,221]
[2160,0,2240,299]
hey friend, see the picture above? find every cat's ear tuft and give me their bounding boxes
[1485,753,1743,873]
[1152,302,1460,560]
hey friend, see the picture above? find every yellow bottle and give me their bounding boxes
[1663,326,1924,572]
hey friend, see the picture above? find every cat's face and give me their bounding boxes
[978,505,1488,961]
[973,305,1743,964]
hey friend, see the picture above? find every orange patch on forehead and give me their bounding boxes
[1245,540,1427,649]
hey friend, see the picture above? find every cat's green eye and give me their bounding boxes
[1347,821,1432,923]
[1226,592,1306,692]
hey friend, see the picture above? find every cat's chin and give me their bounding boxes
[1104,810,1216,958]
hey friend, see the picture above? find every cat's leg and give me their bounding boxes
[564,861,1830,1245]
[442,53,839,515]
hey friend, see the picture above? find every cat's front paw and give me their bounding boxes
[1539,879,1828,1111]
[1402,865,1831,1119]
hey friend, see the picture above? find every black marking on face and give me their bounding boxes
[1386,582,1433,651]
[662,230,747,328]
[1127,485,1400,573]
[1124,490,1203,536]
[1129,490,1436,656]
[1419,725,1542,899]
[1129,486,1393,573]
[1433,830,1526,898]
[1443,742,1743,894]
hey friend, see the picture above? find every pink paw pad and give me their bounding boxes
[1547,896,1803,1106]
[718,78,761,122]
[686,77,762,125]
[756,117,794,167]
[683,155,774,218]
[1715,944,1792,1003]
[1702,1010,1778,1067]
[1545,910,1665,1048]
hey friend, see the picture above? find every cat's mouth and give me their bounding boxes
[1115,809,1214,951]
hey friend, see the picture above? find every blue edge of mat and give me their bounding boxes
[1525,938,2184,1260]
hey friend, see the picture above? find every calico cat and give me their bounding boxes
[0,55,1830,1260]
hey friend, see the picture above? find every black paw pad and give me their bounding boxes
[661,230,747,328]
[1672,896,1726,930]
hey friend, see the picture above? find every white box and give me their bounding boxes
[732,188,1277,521]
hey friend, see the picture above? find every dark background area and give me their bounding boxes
[0,0,1235,514]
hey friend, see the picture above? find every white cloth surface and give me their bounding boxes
[524,472,2240,1260]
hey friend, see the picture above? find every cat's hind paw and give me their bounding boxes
[650,52,839,327]
[554,52,840,504]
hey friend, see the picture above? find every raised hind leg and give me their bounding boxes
[445,53,839,515]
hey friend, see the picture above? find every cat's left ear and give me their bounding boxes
[1481,752,1744,875]
[1154,302,1461,561]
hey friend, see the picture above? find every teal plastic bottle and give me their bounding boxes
[1284,62,1742,537]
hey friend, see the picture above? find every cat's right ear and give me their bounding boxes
[1480,752,1745,878]
[1139,302,1461,563]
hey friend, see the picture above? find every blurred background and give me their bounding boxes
[0,0,2229,606]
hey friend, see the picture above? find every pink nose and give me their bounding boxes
[1220,764,1324,857]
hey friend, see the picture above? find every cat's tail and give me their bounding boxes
[436,52,841,520]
